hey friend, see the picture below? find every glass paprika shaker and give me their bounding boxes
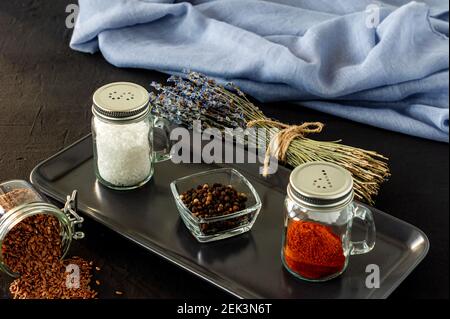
[91,82,170,190]
[0,180,84,277]
[282,162,376,282]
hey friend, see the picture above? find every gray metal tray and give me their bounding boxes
[30,135,429,299]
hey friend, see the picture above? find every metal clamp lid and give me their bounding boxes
[63,190,85,240]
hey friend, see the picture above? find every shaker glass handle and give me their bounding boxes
[153,116,172,162]
[350,203,376,255]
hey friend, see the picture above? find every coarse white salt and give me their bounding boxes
[94,117,152,187]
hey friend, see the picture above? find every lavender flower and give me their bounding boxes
[150,71,251,130]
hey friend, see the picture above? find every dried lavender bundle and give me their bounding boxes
[150,72,247,130]
[150,71,390,205]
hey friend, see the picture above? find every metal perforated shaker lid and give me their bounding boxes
[92,82,150,121]
[287,162,354,210]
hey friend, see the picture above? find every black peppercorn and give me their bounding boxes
[179,183,250,235]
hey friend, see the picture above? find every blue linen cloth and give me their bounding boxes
[71,0,449,142]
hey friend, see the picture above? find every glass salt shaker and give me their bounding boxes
[0,180,84,277]
[91,82,170,190]
[282,162,376,282]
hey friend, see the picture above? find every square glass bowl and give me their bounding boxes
[170,168,262,243]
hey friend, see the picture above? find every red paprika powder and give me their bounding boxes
[284,220,345,280]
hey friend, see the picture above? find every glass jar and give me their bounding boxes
[0,180,84,277]
[92,82,170,190]
[282,162,376,282]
